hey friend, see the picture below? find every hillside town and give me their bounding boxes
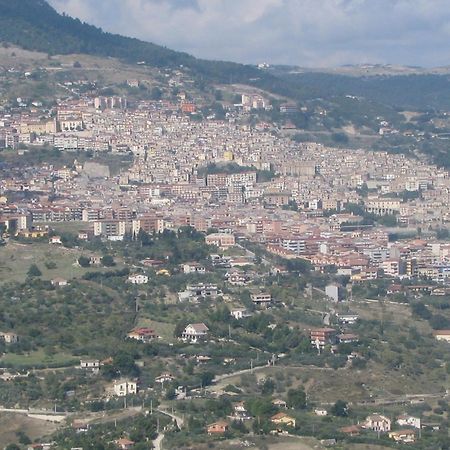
[2,0,450,447]
[0,45,450,450]
[1,96,450,289]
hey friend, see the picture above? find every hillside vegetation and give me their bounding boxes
[0,0,265,84]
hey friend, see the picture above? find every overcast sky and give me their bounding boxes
[48,0,450,68]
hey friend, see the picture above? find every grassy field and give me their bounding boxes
[136,317,176,343]
[0,240,122,284]
[37,221,88,235]
[0,349,78,369]
[0,413,60,449]
[213,361,443,405]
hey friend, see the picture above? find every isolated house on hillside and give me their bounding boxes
[181,323,209,343]
[397,414,421,429]
[127,327,158,343]
[0,332,18,344]
[127,274,148,284]
[113,380,138,397]
[389,429,416,443]
[363,414,391,432]
[270,412,296,428]
[80,359,100,373]
[207,421,229,435]
[51,277,68,287]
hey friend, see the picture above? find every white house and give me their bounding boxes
[80,359,100,373]
[363,414,391,432]
[337,314,359,325]
[183,263,206,274]
[397,414,421,429]
[230,308,252,320]
[51,277,68,287]
[155,373,175,384]
[0,332,19,344]
[181,323,209,343]
[128,274,149,285]
[113,380,138,397]
[251,293,272,308]
[49,235,62,245]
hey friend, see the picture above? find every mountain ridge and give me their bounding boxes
[0,0,268,85]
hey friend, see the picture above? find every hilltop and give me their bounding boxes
[0,0,267,84]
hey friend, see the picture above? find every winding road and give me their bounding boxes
[153,407,184,450]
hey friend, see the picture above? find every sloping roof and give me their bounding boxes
[188,323,209,332]
[433,330,450,336]
[271,412,294,421]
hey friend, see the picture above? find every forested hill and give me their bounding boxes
[3,0,450,111]
[0,0,266,84]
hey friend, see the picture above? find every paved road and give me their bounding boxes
[212,363,338,387]
[153,433,164,450]
[153,407,184,450]
[213,363,270,384]
[0,407,69,422]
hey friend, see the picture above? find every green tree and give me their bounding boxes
[261,378,275,395]
[199,371,214,387]
[287,388,307,409]
[27,264,42,277]
[45,261,57,269]
[5,445,20,450]
[246,398,276,418]
[101,255,115,267]
[151,87,162,100]
[78,256,91,268]
[331,399,348,417]
[411,302,431,320]
[173,320,187,338]
[16,431,31,445]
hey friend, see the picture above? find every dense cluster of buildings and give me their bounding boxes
[1,98,450,287]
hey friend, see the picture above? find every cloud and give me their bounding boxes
[48,0,450,67]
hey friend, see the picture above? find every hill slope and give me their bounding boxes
[0,0,266,84]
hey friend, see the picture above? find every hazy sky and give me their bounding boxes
[48,0,450,67]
